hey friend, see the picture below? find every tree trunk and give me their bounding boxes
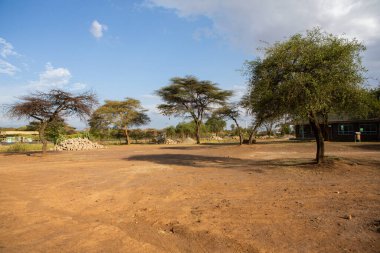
[195,121,201,144]
[233,119,243,145]
[323,113,329,141]
[309,114,325,164]
[248,121,261,144]
[265,122,273,136]
[39,121,48,155]
[238,127,243,145]
[124,127,130,145]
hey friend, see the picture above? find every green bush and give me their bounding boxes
[66,131,92,140]
[6,143,29,152]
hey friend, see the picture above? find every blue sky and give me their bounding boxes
[1,0,379,129]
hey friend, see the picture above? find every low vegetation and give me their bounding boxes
[0,143,54,153]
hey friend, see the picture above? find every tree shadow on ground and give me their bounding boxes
[159,145,230,151]
[127,153,317,171]
[347,143,380,151]
[0,151,60,157]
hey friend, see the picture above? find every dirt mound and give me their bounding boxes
[54,138,104,151]
[181,137,197,144]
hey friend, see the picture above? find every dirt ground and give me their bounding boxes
[0,141,379,253]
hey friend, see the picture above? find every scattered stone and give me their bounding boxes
[343,214,352,220]
[54,138,104,151]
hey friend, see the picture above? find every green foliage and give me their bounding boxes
[156,76,232,143]
[6,143,28,152]
[128,129,159,143]
[244,28,366,121]
[175,122,195,138]
[89,98,150,143]
[365,85,380,118]
[129,129,145,143]
[25,121,40,131]
[156,76,232,118]
[205,116,226,135]
[215,103,244,143]
[45,119,67,144]
[90,98,150,130]
[2,143,53,153]
[22,118,77,145]
[164,126,176,138]
[244,28,367,162]
[279,124,291,135]
[66,131,92,141]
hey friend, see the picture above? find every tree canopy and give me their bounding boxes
[89,98,150,144]
[7,89,97,154]
[215,103,244,144]
[156,76,232,144]
[244,28,366,163]
[205,115,226,136]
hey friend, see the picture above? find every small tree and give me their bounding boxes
[156,76,232,144]
[129,129,145,143]
[7,89,97,154]
[364,85,380,118]
[44,117,76,144]
[216,103,243,145]
[164,126,176,139]
[89,98,150,144]
[205,115,226,136]
[175,122,196,139]
[245,28,366,163]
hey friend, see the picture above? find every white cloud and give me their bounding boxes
[28,63,87,91]
[90,20,108,39]
[0,37,21,76]
[0,63,88,128]
[147,0,380,81]
[148,0,380,46]
[0,37,18,58]
[0,59,19,76]
[29,62,71,89]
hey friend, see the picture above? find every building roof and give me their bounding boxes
[0,131,39,136]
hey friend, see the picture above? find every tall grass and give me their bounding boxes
[0,143,54,153]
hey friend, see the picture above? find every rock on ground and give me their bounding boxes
[54,138,104,151]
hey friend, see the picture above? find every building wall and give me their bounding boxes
[296,120,380,141]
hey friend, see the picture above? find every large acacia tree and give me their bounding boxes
[156,76,232,144]
[7,89,98,154]
[89,98,150,144]
[245,28,366,163]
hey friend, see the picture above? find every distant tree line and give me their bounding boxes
[5,27,380,162]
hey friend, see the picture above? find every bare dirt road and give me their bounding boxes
[0,141,379,253]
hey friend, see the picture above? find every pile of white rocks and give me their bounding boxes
[54,138,104,151]
[164,138,179,144]
[209,135,224,141]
